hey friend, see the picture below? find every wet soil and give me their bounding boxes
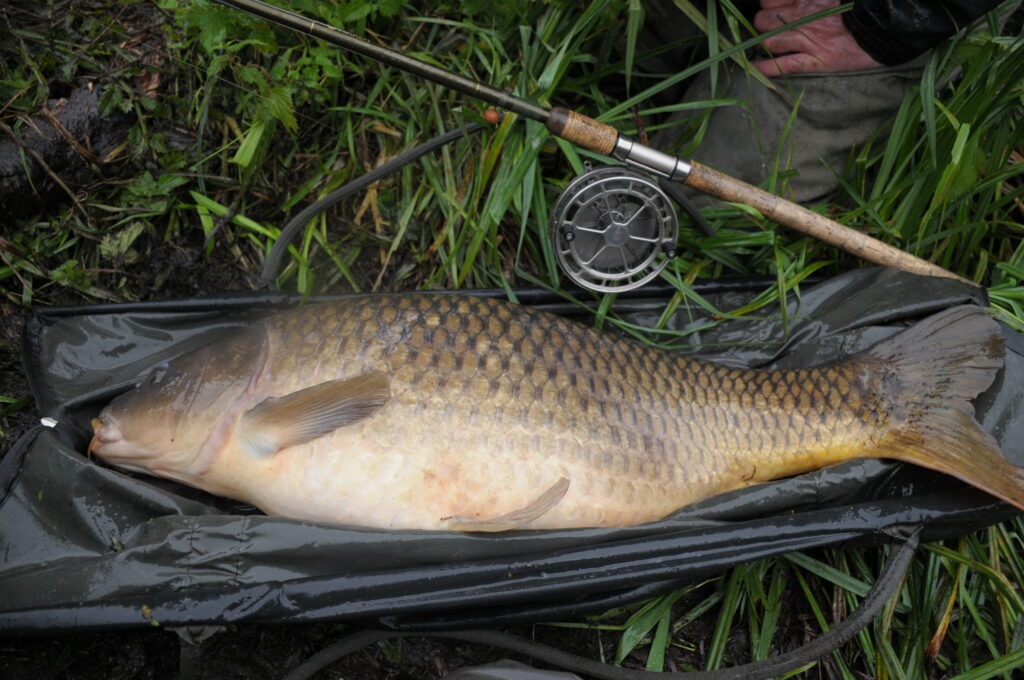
[0,85,134,217]
[0,585,773,679]
[0,624,530,680]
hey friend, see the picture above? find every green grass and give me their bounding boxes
[3,0,1024,676]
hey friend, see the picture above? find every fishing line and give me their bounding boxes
[161,45,462,150]
[101,8,513,291]
[211,0,972,292]
[59,3,477,183]
[176,49,493,280]
[70,10,495,291]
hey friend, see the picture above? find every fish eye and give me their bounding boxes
[147,361,170,385]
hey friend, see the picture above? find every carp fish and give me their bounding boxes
[88,295,1023,531]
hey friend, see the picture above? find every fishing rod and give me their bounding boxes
[212,0,971,290]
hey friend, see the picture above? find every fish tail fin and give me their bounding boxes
[865,305,1024,510]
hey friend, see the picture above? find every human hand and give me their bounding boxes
[752,0,883,76]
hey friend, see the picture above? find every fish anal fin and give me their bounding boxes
[239,371,389,456]
[444,477,570,532]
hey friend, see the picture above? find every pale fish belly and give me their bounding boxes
[235,394,703,530]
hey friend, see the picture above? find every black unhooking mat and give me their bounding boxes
[2,267,1022,635]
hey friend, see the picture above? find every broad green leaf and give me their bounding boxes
[231,119,266,167]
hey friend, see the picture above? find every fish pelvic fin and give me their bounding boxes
[864,305,1024,510]
[443,477,570,532]
[238,371,390,456]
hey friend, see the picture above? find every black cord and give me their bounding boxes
[258,122,485,288]
[282,528,920,680]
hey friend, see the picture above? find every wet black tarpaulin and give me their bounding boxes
[1,268,1022,634]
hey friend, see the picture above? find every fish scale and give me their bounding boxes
[89,295,1024,531]
[246,295,880,526]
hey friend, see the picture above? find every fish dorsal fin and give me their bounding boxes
[239,371,390,456]
[444,477,570,532]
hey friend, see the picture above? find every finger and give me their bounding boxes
[753,9,787,32]
[753,52,827,76]
[762,30,817,55]
[758,0,794,9]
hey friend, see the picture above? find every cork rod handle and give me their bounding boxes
[546,107,618,156]
[683,162,973,284]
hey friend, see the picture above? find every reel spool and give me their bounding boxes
[551,165,678,293]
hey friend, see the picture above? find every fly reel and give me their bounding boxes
[551,165,678,293]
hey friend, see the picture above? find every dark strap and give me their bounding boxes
[258,122,485,287]
[282,529,920,680]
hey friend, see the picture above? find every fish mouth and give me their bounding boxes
[87,418,102,457]
[88,417,121,458]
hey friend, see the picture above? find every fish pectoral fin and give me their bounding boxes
[443,477,570,533]
[238,371,389,456]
